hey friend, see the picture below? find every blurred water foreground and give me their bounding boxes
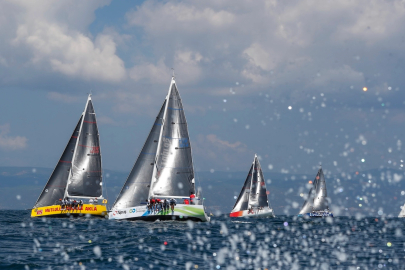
[1,211,404,269]
[1,166,405,217]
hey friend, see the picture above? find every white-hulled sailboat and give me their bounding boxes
[399,204,405,217]
[109,77,210,222]
[230,155,275,218]
[298,166,333,217]
[31,95,107,218]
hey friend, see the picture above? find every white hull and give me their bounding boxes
[109,204,210,222]
[230,207,275,218]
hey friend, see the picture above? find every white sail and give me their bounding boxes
[399,203,405,217]
[150,78,195,198]
[312,168,328,211]
[298,166,332,217]
[109,77,209,222]
[230,154,274,218]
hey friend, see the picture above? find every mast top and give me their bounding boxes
[253,154,258,163]
[171,68,175,80]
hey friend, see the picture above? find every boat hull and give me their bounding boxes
[109,204,210,222]
[298,211,333,218]
[31,204,107,218]
[230,208,275,218]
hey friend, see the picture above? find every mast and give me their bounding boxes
[247,155,258,207]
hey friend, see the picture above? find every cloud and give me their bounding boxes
[192,134,251,170]
[13,23,126,82]
[206,134,244,150]
[1,0,125,84]
[47,92,80,103]
[129,50,203,85]
[124,0,405,106]
[0,124,27,151]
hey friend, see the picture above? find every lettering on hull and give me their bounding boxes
[33,205,102,216]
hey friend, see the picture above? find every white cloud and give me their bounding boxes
[129,50,203,85]
[13,22,126,82]
[47,92,80,103]
[125,0,405,102]
[0,124,27,151]
[1,0,125,83]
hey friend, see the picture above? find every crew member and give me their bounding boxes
[190,192,196,205]
[146,199,151,211]
[169,198,177,212]
[163,199,168,212]
[150,197,156,212]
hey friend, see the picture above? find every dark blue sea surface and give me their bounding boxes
[1,210,405,269]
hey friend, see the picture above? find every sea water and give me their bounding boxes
[1,210,405,269]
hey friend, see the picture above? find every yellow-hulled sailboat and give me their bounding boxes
[31,95,107,218]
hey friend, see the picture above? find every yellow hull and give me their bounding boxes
[31,204,107,218]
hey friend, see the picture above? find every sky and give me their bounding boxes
[0,0,405,176]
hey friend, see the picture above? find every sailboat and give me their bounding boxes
[31,95,107,217]
[398,204,405,217]
[230,155,275,218]
[298,166,333,217]
[109,77,210,222]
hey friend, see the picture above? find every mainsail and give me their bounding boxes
[232,155,270,212]
[112,101,166,209]
[150,79,195,197]
[298,167,329,214]
[66,96,103,198]
[33,117,82,208]
[312,168,328,211]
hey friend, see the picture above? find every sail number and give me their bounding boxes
[90,146,100,154]
[179,138,189,148]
